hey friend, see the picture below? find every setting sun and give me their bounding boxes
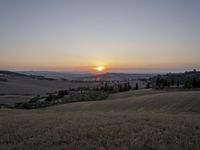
[95,66,105,72]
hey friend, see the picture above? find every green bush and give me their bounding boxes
[29,96,44,103]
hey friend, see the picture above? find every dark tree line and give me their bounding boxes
[184,77,200,88]
[101,81,143,92]
[103,82,132,92]
[153,70,200,89]
[118,82,132,92]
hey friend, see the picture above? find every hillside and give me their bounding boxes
[1,90,200,150]
[0,71,97,95]
[151,69,200,88]
[18,71,92,80]
[49,90,200,113]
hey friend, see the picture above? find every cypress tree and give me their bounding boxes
[176,80,180,88]
[146,82,150,89]
[128,82,132,90]
[135,83,139,90]
[171,78,175,86]
[192,77,197,88]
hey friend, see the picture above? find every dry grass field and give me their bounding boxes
[1,90,200,150]
[0,75,97,95]
[0,95,32,107]
[50,90,200,113]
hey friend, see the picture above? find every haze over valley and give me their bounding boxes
[0,0,200,149]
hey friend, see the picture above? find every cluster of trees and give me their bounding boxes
[0,78,8,82]
[154,70,200,89]
[155,75,180,88]
[102,82,115,92]
[146,82,150,89]
[45,90,68,102]
[117,82,132,92]
[184,77,200,88]
[16,87,111,109]
[102,81,142,92]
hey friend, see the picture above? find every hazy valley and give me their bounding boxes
[1,0,200,149]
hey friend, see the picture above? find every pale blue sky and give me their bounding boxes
[0,0,200,72]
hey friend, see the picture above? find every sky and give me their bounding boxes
[0,0,200,73]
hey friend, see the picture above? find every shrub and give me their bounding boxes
[29,96,44,103]
[0,78,8,82]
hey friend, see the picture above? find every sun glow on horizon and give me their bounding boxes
[95,66,105,72]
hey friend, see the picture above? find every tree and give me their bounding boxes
[176,80,180,88]
[128,82,132,90]
[197,79,200,88]
[192,77,197,88]
[109,86,114,91]
[146,82,150,89]
[156,75,161,88]
[118,84,122,92]
[171,78,175,86]
[135,83,139,90]
[124,83,128,91]
[167,81,170,88]
[57,90,65,99]
[45,95,53,102]
[104,82,109,91]
[184,80,192,88]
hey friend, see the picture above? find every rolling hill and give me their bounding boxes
[1,90,200,150]
[0,71,98,95]
[18,71,93,80]
[49,90,200,113]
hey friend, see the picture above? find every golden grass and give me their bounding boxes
[49,90,200,113]
[1,90,200,149]
[1,110,200,150]
[0,95,32,106]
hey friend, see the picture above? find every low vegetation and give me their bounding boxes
[0,78,8,82]
[151,69,200,89]
[14,89,109,109]
[0,110,200,150]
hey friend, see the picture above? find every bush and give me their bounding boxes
[0,78,8,82]
[67,91,108,102]
[45,95,53,102]
[29,96,44,103]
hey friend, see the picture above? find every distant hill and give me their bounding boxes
[151,69,200,88]
[0,70,28,77]
[0,70,57,81]
[0,70,97,95]
[79,72,155,81]
[16,71,155,81]
[18,71,93,80]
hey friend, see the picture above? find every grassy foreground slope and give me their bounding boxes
[50,90,200,113]
[1,90,200,150]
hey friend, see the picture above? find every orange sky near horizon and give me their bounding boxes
[0,0,200,73]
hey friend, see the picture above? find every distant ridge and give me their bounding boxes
[18,71,93,80]
[0,70,96,95]
[0,70,55,81]
[0,70,155,81]
[0,70,28,77]
[79,72,155,81]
